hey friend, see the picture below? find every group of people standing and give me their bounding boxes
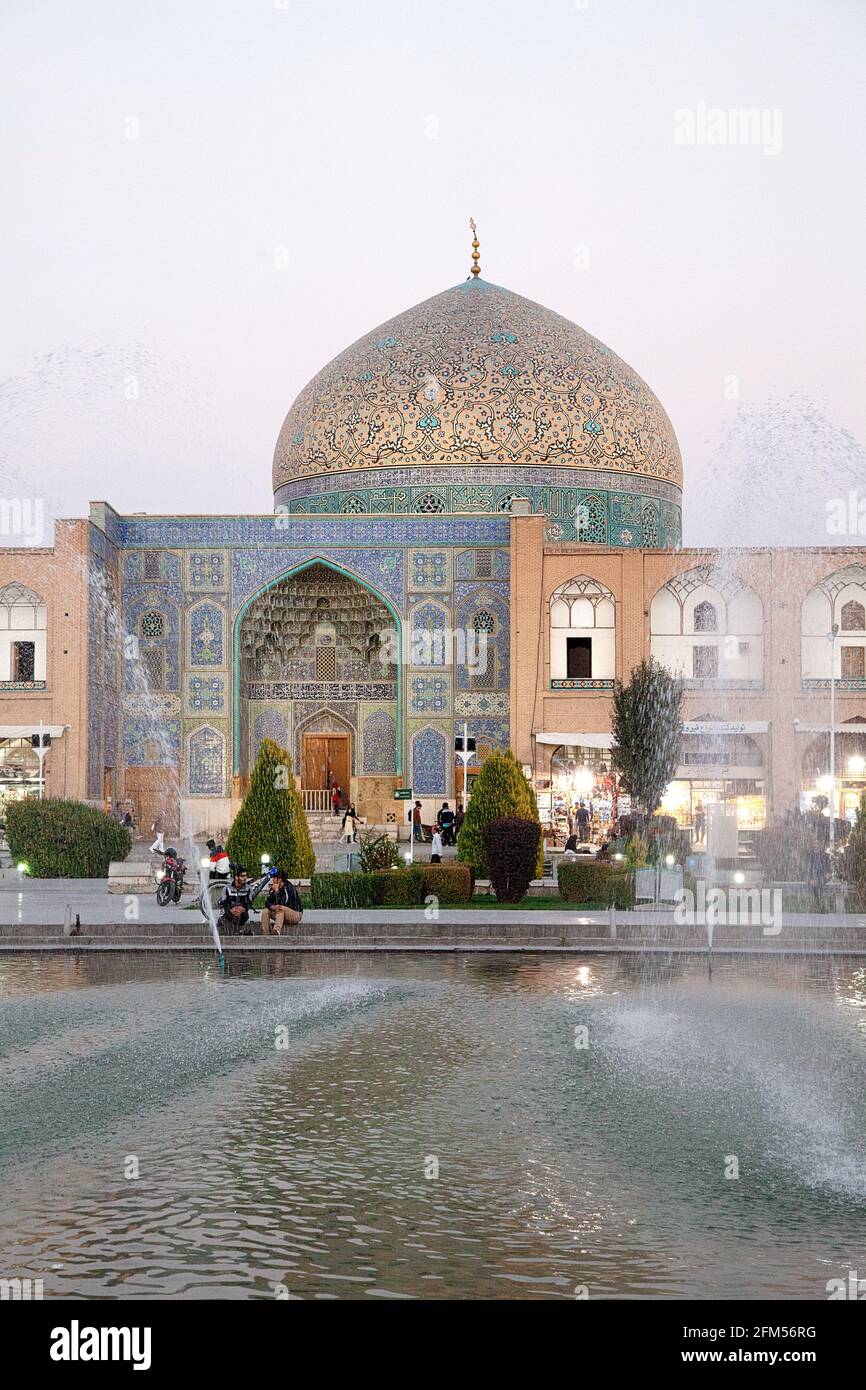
[411,800,465,859]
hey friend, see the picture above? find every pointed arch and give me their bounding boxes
[232,556,404,775]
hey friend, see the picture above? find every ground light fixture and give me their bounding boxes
[261,854,270,865]
[734,871,746,884]
[200,857,210,869]
[665,854,675,866]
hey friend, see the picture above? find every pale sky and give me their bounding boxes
[1,0,864,547]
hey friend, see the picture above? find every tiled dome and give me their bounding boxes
[273,278,682,527]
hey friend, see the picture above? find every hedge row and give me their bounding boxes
[557,861,635,907]
[5,798,132,878]
[308,863,473,909]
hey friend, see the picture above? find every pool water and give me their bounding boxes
[0,951,864,1299]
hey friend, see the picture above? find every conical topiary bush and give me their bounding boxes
[226,738,316,878]
[456,748,542,878]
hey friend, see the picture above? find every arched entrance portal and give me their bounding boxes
[236,562,400,817]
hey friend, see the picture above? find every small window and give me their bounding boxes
[12,640,35,681]
[473,610,496,633]
[414,493,446,514]
[140,611,165,640]
[143,552,162,580]
[693,645,719,679]
[739,640,751,656]
[566,637,592,679]
[841,601,866,632]
[475,549,494,579]
[841,646,866,679]
[694,601,718,633]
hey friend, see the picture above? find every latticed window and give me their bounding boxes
[475,549,493,578]
[143,552,162,580]
[316,646,336,680]
[12,641,35,681]
[473,610,495,633]
[693,645,718,679]
[841,600,866,631]
[141,646,165,689]
[471,655,496,690]
[497,495,517,513]
[414,493,446,514]
[694,601,718,633]
[140,611,165,640]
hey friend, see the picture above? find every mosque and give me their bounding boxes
[2,228,865,846]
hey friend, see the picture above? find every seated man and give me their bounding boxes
[260,870,303,936]
[219,865,255,933]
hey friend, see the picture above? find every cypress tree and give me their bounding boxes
[226,738,316,878]
[457,749,542,877]
[611,658,684,816]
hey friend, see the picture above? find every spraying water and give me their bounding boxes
[86,553,225,961]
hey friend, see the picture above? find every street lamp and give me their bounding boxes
[829,623,839,854]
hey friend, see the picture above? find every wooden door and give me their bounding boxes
[302,734,350,790]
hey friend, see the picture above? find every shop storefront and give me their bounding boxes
[800,724,866,824]
[0,726,64,822]
[659,721,768,845]
[0,737,40,817]
[534,733,626,842]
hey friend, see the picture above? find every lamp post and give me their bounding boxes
[829,623,839,854]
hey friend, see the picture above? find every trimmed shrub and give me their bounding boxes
[457,749,542,877]
[421,862,473,904]
[308,872,374,909]
[484,816,541,903]
[558,860,635,907]
[226,738,315,878]
[5,798,132,878]
[369,867,426,906]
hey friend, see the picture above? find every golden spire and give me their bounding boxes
[469,217,481,278]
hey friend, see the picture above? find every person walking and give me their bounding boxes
[331,784,341,817]
[694,800,706,844]
[341,803,358,843]
[454,800,465,838]
[149,809,166,855]
[260,870,303,936]
[412,800,423,842]
[576,801,590,843]
[430,829,443,863]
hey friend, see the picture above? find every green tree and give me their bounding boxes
[838,790,866,908]
[457,749,542,877]
[226,738,315,878]
[611,658,684,816]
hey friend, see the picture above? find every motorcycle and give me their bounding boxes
[156,849,186,906]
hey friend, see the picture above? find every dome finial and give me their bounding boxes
[469,217,481,278]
